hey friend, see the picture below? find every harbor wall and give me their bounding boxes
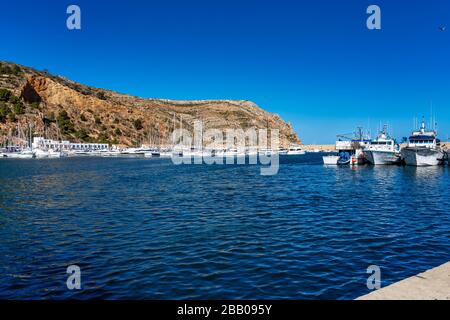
[357,261,450,300]
[301,144,335,152]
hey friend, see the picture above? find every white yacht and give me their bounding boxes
[287,145,306,155]
[99,149,121,157]
[364,128,401,165]
[2,147,35,159]
[144,149,171,158]
[34,148,62,159]
[181,147,204,157]
[401,119,444,166]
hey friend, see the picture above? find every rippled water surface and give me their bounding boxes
[0,154,449,299]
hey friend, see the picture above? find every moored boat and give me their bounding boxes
[364,127,401,165]
[334,127,370,165]
[287,145,306,155]
[2,147,35,159]
[322,155,339,165]
[401,119,444,166]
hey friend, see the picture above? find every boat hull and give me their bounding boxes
[287,150,306,155]
[4,153,35,159]
[323,155,339,165]
[401,148,443,166]
[365,150,400,165]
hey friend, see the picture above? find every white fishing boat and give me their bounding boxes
[401,119,444,166]
[364,127,401,165]
[335,127,370,165]
[322,155,339,165]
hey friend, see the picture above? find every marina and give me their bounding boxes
[1,134,307,160]
[2,132,449,169]
[2,0,450,305]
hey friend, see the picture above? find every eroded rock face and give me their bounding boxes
[0,61,301,147]
[20,77,42,103]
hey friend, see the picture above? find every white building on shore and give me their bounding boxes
[32,137,108,151]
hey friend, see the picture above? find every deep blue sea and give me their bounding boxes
[0,154,449,299]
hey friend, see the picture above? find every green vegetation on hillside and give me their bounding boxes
[0,89,12,102]
[57,110,75,134]
[0,63,21,76]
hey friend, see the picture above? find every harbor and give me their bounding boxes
[2,119,449,169]
[2,0,450,303]
[322,120,450,167]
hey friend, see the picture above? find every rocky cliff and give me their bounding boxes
[0,61,300,147]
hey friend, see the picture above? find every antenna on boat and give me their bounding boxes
[430,100,433,132]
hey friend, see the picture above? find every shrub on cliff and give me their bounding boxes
[0,63,21,75]
[57,110,75,134]
[8,112,16,122]
[75,129,90,141]
[96,91,107,100]
[30,102,41,110]
[9,95,20,104]
[0,102,10,122]
[134,118,143,130]
[0,89,12,102]
[13,101,25,115]
[97,132,110,144]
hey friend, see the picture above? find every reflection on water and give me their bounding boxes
[0,155,449,299]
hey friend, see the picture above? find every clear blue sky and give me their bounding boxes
[1,0,450,143]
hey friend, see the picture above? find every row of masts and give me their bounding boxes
[138,112,276,148]
[2,112,277,149]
